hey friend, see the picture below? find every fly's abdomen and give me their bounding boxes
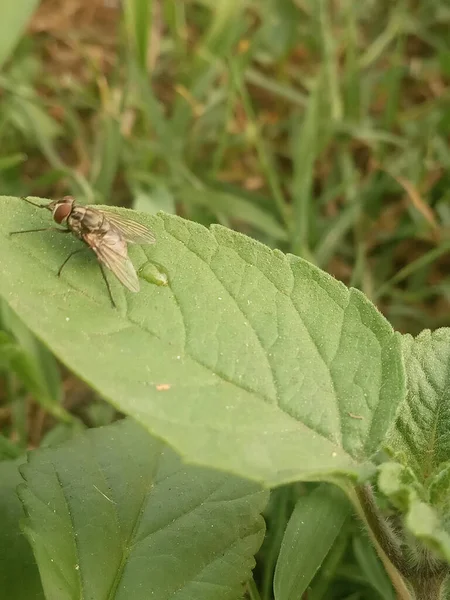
[102,229,128,257]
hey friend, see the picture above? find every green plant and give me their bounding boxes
[1,196,449,599]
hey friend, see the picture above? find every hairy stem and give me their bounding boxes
[347,483,411,600]
[409,574,447,600]
[348,484,450,600]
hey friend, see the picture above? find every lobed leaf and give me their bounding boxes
[387,329,450,483]
[378,461,450,563]
[19,419,267,600]
[0,458,44,599]
[0,196,405,486]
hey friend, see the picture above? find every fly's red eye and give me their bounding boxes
[53,203,72,224]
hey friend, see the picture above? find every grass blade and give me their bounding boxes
[0,0,39,69]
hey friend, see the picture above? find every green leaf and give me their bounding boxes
[123,0,152,71]
[378,461,450,563]
[90,109,123,202]
[0,458,44,599]
[8,92,62,146]
[201,0,247,56]
[0,433,22,460]
[352,534,395,599]
[429,462,450,518]
[290,73,324,257]
[0,1,40,69]
[274,484,351,600]
[257,0,300,60]
[387,329,450,482]
[0,196,405,486]
[406,501,450,563]
[305,524,350,600]
[0,152,27,172]
[182,186,288,242]
[19,419,267,600]
[377,462,422,512]
[132,185,176,214]
[0,303,67,421]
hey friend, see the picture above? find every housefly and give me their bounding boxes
[10,196,156,306]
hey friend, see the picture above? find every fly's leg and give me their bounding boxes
[98,264,116,308]
[59,251,116,308]
[57,248,86,277]
[9,227,70,236]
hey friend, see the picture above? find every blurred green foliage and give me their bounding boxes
[0,0,448,335]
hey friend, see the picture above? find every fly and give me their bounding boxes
[10,196,156,307]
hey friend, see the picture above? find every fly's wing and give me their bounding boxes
[96,209,156,245]
[84,232,140,292]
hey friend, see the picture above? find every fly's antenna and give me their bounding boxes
[20,196,47,209]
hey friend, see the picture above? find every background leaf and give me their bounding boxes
[0,196,405,486]
[181,186,288,242]
[0,458,44,599]
[274,483,351,600]
[0,0,40,69]
[352,533,396,600]
[19,418,267,600]
[0,302,67,421]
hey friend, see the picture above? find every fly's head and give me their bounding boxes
[48,196,75,225]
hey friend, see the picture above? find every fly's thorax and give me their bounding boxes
[67,206,105,236]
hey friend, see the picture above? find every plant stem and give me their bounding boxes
[347,484,411,600]
[409,574,448,600]
[349,484,450,600]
